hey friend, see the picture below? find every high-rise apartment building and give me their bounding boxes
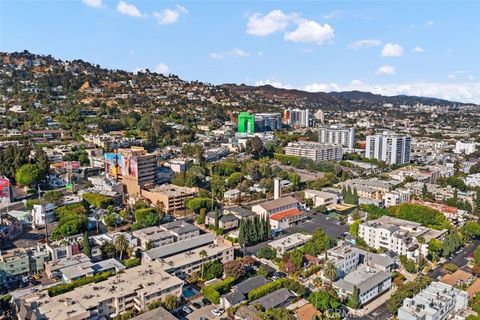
[283,108,310,127]
[318,125,355,149]
[237,112,282,133]
[365,131,411,165]
[105,147,157,195]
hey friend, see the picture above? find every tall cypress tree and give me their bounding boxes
[238,219,245,247]
[266,217,272,239]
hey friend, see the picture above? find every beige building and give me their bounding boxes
[141,184,198,214]
[23,261,183,319]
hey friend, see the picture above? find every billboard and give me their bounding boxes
[105,153,137,178]
[0,177,11,204]
[62,161,80,170]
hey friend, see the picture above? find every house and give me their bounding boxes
[221,275,269,309]
[205,212,239,231]
[224,206,255,220]
[224,189,241,202]
[250,288,295,310]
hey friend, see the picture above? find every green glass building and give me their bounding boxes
[237,112,255,133]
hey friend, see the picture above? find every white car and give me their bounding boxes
[212,308,224,316]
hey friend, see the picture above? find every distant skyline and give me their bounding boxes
[1,0,479,103]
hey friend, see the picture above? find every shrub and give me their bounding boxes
[202,277,236,304]
[122,257,141,269]
[443,262,459,273]
[48,271,113,297]
[247,278,305,302]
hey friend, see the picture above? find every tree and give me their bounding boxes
[246,136,265,159]
[349,220,360,236]
[308,291,341,311]
[461,222,480,240]
[323,261,337,282]
[348,285,360,309]
[475,246,480,264]
[224,260,245,279]
[114,234,129,261]
[43,190,63,206]
[82,232,91,257]
[204,260,224,280]
[238,219,245,247]
[258,247,277,260]
[15,164,44,188]
[214,209,220,229]
[196,208,206,225]
[199,249,207,278]
[101,242,116,259]
[161,294,179,311]
[422,183,428,199]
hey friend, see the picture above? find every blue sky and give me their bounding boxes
[1,0,479,103]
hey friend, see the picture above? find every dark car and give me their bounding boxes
[202,298,211,305]
[192,302,202,309]
[274,271,287,278]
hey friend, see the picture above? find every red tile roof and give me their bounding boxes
[270,208,303,221]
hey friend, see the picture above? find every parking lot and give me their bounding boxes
[285,212,348,239]
[185,303,217,320]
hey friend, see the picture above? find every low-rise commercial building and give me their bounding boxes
[269,233,312,257]
[269,208,308,230]
[251,196,299,217]
[304,189,339,208]
[141,184,198,214]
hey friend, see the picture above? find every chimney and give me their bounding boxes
[274,178,281,200]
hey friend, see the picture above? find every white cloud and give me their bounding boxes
[469,75,475,80]
[323,10,342,20]
[255,79,292,89]
[246,10,294,36]
[117,1,142,17]
[426,20,434,27]
[376,65,396,75]
[284,20,334,45]
[257,51,264,56]
[153,5,187,25]
[301,81,480,103]
[82,0,103,8]
[412,45,425,54]
[349,39,382,49]
[381,43,404,57]
[304,82,340,92]
[209,48,250,59]
[155,63,169,74]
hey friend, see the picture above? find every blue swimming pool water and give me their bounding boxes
[183,287,197,298]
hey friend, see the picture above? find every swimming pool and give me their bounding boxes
[182,286,198,298]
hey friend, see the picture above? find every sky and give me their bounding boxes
[1,0,480,103]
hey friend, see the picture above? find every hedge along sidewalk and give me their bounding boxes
[247,278,306,302]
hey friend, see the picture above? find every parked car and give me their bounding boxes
[212,308,224,316]
[192,302,202,309]
[202,298,211,305]
[182,306,193,314]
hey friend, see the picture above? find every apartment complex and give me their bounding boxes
[284,142,343,162]
[398,282,469,320]
[25,261,183,319]
[237,112,282,134]
[132,222,200,250]
[303,189,339,208]
[269,233,312,257]
[454,141,476,155]
[318,125,355,149]
[105,147,157,196]
[0,246,50,283]
[359,216,447,260]
[384,189,411,207]
[366,131,411,165]
[327,242,360,278]
[333,264,391,305]
[143,234,234,277]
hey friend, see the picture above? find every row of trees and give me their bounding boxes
[238,215,272,247]
[342,185,359,205]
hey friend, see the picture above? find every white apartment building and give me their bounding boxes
[366,131,411,165]
[384,188,411,207]
[398,282,469,320]
[465,173,480,188]
[284,142,343,162]
[359,216,447,260]
[333,264,391,305]
[318,125,355,149]
[326,242,360,278]
[454,141,476,155]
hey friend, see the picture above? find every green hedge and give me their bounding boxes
[247,278,305,302]
[202,277,235,304]
[48,271,113,297]
[82,193,113,209]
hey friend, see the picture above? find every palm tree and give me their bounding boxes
[323,261,337,282]
[114,234,129,261]
[199,250,207,278]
